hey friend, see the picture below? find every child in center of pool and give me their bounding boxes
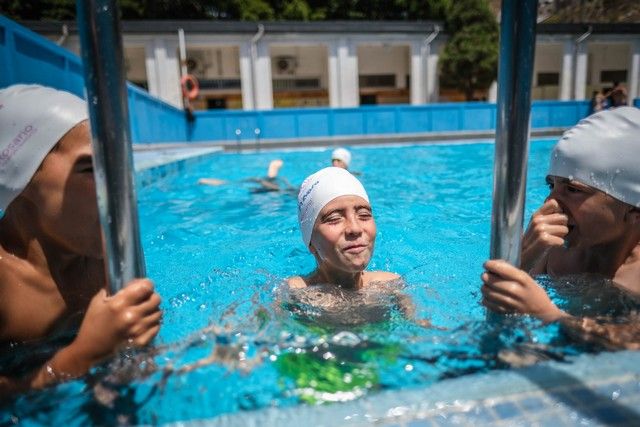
[285,167,423,327]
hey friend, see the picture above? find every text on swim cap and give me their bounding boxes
[0,125,38,166]
[298,179,320,211]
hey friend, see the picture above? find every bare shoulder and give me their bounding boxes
[0,248,16,291]
[0,249,18,335]
[286,276,308,289]
[366,271,401,283]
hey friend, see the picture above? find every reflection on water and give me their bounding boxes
[3,272,640,425]
[540,274,640,318]
[282,280,409,328]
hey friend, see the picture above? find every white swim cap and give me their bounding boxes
[548,106,640,207]
[297,167,369,247]
[0,84,88,211]
[331,147,352,168]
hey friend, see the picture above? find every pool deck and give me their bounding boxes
[178,350,640,427]
[132,127,565,155]
[133,146,223,172]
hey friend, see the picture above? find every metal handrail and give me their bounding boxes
[77,0,146,294]
[490,0,538,266]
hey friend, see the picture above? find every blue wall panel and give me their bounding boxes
[530,104,551,128]
[397,108,432,133]
[223,114,259,142]
[0,25,10,87]
[462,105,494,130]
[261,112,297,139]
[191,114,226,141]
[364,108,397,134]
[432,106,461,131]
[333,110,365,135]
[127,84,188,143]
[296,111,330,138]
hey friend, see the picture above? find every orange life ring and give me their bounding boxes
[181,74,199,100]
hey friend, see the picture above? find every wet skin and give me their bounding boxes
[537,176,640,278]
[481,176,640,324]
[288,195,398,289]
[0,121,161,397]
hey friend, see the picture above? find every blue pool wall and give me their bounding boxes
[0,14,188,144]
[189,100,589,142]
[2,14,638,145]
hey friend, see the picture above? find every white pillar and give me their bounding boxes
[328,42,341,108]
[253,40,273,110]
[559,40,573,101]
[144,41,160,98]
[488,81,498,103]
[328,38,359,108]
[144,39,182,108]
[425,41,440,103]
[239,42,255,110]
[164,43,182,107]
[629,39,640,103]
[343,39,359,107]
[410,41,426,105]
[574,41,588,100]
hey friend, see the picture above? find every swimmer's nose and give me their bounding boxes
[547,188,566,211]
[345,214,363,236]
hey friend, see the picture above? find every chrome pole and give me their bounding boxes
[76,0,146,294]
[490,0,538,266]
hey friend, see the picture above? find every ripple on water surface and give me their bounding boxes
[4,140,637,425]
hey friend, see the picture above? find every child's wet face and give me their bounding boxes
[22,121,103,257]
[310,195,376,273]
[546,176,631,248]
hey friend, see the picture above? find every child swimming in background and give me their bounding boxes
[197,159,296,194]
[197,147,356,192]
[284,167,423,327]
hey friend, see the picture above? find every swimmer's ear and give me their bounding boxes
[308,243,317,255]
[308,243,324,263]
[626,206,640,225]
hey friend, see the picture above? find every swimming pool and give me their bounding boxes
[3,138,637,425]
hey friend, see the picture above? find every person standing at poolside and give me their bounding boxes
[481,107,640,347]
[0,84,162,397]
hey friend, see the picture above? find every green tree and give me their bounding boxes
[280,0,312,20]
[2,0,453,21]
[2,0,45,20]
[303,0,448,20]
[231,0,275,20]
[403,0,450,20]
[439,0,498,100]
[1,0,76,20]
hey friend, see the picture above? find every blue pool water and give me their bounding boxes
[3,139,637,425]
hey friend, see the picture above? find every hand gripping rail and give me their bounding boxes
[490,0,538,266]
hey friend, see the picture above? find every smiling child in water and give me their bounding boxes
[285,167,424,327]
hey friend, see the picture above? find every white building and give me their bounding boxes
[24,20,640,110]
